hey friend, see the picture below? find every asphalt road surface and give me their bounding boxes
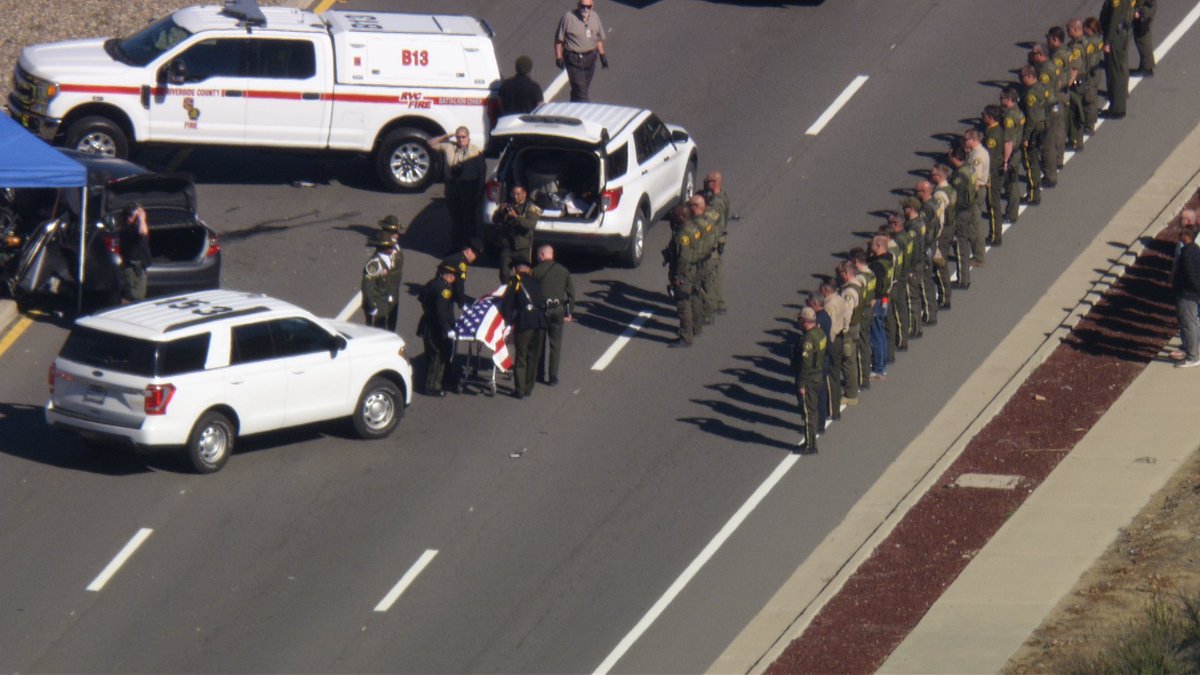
[3,0,1200,672]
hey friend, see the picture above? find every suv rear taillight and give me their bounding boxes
[485,179,503,203]
[102,233,120,254]
[601,187,623,212]
[144,383,175,415]
[205,234,221,259]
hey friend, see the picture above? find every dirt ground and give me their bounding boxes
[1004,447,1200,673]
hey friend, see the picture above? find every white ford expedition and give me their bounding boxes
[8,0,500,192]
[45,289,413,473]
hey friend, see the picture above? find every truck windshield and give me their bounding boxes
[116,16,192,66]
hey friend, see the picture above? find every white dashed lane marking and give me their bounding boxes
[86,528,153,592]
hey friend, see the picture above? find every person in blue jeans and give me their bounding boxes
[1171,223,1200,368]
[868,234,895,380]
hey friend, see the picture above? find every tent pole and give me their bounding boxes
[77,187,86,315]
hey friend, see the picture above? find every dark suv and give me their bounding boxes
[9,150,220,311]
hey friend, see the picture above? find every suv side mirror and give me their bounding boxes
[671,129,689,144]
[329,334,347,354]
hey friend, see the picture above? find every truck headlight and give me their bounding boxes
[31,79,59,114]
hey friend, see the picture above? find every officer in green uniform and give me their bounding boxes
[791,306,826,454]
[1030,45,1062,186]
[1082,17,1106,133]
[532,244,574,386]
[417,264,459,396]
[851,248,876,390]
[901,196,934,330]
[1020,65,1051,205]
[886,213,915,341]
[1133,0,1155,76]
[1047,28,1075,170]
[1101,0,1136,118]
[664,205,702,347]
[999,86,1027,224]
[500,256,548,399]
[981,106,1006,244]
[929,166,955,310]
[361,234,401,330]
[492,184,541,283]
[689,194,719,327]
[1066,20,1089,152]
[700,172,731,314]
[379,215,405,331]
[948,148,977,289]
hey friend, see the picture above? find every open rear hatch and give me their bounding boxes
[491,117,605,222]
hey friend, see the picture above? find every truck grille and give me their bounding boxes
[11,64,35,108]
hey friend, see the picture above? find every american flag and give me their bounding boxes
[454,288,513,371]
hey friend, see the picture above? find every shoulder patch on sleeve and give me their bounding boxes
[1026,93,1037,107]
[441,288,453,300]
[680,235,690,246]
[1004,117,1015,128]
[986,138,998,149]
[1039,72,1051,84]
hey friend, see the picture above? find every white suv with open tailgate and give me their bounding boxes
[482,102,698,267]
[45,289,413,473]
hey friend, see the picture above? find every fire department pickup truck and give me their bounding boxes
[8,0,501,192]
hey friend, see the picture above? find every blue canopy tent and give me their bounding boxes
[0,113,89,312]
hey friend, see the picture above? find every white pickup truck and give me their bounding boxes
[8,0,501,192]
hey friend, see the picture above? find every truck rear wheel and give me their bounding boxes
[65,115,129,159]
[620,207,646,268]
[376,128,435,193]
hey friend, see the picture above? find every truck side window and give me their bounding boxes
[643,115,670,158]
[605,144,628,180]
[250,39,317,80]
[633,124,652,164]
[231,321,275,364]
[177,39,245,81]
[270,317,331,357]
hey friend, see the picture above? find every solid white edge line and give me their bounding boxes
[544,69,570,102]
[805,75,869,136]
[336,291,362,322]
[593,454,800,674]
[86,528,153,592]
[1156,0,1200,61]
[374,549,438,613]
[590,310,654,371]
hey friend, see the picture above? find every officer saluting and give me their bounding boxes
[361,220,404,331]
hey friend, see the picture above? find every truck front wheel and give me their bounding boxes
[65,116,129,159]
[376,128,436,193]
